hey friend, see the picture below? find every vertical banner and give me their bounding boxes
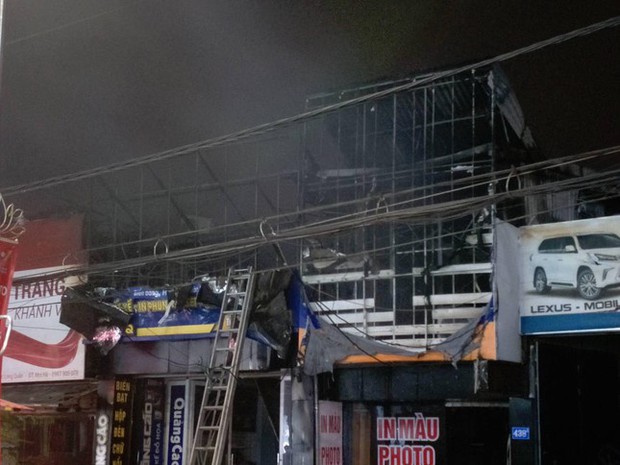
[110,377,134,465]
[376,407,445,465]
[135,379,165,465]
[167,383,187,465]
[318,401,343,465]
[94,399,113,465]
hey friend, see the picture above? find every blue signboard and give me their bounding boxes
[167,384,186,465]
[119,286,220,341]
[511,426,530,441]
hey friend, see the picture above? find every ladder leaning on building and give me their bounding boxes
[188,267,256,465]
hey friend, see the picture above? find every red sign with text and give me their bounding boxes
[2,216,86,383]
[376,408,445,465]
[319,401,343,465]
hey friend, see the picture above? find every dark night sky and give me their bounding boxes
[0,1,618,187]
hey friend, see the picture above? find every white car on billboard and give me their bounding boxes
[529,232,620,300]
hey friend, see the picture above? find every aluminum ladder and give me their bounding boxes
[188,267,255,465]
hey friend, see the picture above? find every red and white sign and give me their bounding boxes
[377,415,440,465]
[1,216,87,383]
[318,401,342,465]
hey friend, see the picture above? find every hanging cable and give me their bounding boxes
[8,144,620,283]
[2,16,619,197]
[52,144,620,265]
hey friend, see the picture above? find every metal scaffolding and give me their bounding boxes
[298,67,531,347]
[5,65,542,347]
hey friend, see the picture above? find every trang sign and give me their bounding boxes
[519,216,620,334]
[3,216,86,383]
[3,268,85,382]
[377,414,440,465]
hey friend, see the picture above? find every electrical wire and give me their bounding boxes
[6,0,151,46]
[311,300,395,365]
[2,15,619,196]
[11,168,615,363]
[16,168,620,344]
[50,168,620,290]
[14,158,620,285]
[14,143,619,278]
[1,15,618,288]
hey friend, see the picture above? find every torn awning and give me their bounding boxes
[302,302,496,375]
[302,318,421,375]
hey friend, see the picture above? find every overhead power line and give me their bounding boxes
[6,0,150,46]
[43,144,620,261]
[12,148,620,283]
[10,144,620,276]
[2,15,620,197]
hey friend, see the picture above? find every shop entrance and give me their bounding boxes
[445,405,509,465]
[190,377,280,465]
[230,377,280,465]
[538,337,620,465]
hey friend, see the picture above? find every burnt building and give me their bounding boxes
[2,63,620,465]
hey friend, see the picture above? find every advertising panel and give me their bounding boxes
[110,377,134,465]
[318,401,342,465]
[122,285,219,341]
[2,216,87,383]
[376,406,445,465]
[2,267,86,382]
[135,379,166,465]
[519,216,620,334]
[167,382,188,465]
[93,402,112,465]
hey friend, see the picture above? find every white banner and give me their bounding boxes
[2,265,86,383]
[519,216,620,334]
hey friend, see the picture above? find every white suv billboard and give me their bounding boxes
[520,216,620,334]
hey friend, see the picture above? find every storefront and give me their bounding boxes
[0,216,102,465]
[316,361,529,465]
[518,216,620,463]
[104,334,279,465]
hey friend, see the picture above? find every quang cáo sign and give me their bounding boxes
[136,379,165,465]
[167,383,186,465]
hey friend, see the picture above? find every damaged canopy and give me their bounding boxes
[302,301,495,375]
[58,270,301,359]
